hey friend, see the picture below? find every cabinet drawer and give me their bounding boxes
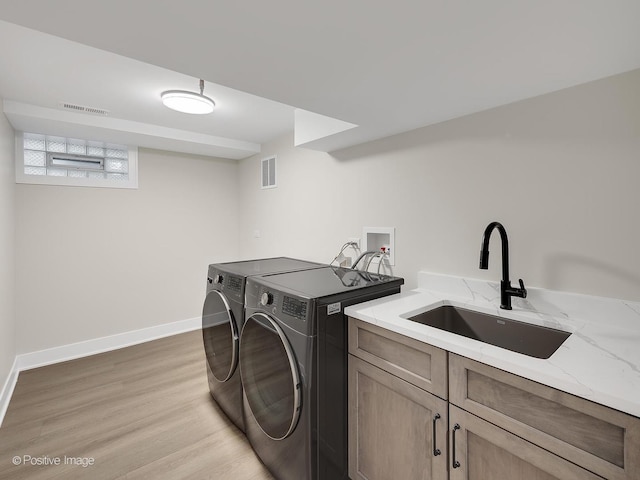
[450,353,640,480]
[449,405,602,480]
[348,317,447,399]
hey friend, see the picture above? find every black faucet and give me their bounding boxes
[479,222,527,310]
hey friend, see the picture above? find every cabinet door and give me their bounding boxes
[448,405,602,480]
[449,353,640,480]
[348,355,447,480]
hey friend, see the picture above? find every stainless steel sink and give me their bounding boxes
[406,306,570,359]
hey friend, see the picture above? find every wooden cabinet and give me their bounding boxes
[348,317,640,480]
[348,318,447,398]
[449,353,640,480]
[348,318,448,480]
[348,355,448,480]
[448,405,601,480]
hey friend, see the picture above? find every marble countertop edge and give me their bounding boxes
[345,272,640,418]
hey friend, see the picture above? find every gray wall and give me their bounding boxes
[0,106,16,390]
[238,69,640,301]
[15,148,239,353]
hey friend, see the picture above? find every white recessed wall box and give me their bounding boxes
[362,227,395,266]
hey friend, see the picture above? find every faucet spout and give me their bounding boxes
[479,221,527,310]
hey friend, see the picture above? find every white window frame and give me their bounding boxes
[15,132,139,189]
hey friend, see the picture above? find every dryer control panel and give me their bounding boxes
[207,265,244,303]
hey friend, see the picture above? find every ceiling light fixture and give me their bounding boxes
[161,79,215,114]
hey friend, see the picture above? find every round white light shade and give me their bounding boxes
[161,90,215,114]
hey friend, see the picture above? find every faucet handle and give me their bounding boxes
[518,278,527,298]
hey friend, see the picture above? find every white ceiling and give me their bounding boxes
[0,20,294,159]
[1,1,639,158]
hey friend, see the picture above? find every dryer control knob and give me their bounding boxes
[260,292,274,306]
[213,274,224,284]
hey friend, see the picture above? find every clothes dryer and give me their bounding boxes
[202,257,324,432]
[240,266,403,480]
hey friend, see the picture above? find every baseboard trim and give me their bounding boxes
[16,317,202,372]
[0,356,19,428]
[0,316,201,426]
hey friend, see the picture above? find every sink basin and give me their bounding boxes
[406,306,570,359]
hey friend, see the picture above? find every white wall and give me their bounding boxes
[8,68,640,359]
[15,148,239,353]
[238,69,640,301]
[0,108,16,389]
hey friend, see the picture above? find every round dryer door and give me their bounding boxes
[240,313,301,440]
[202,290,239,382]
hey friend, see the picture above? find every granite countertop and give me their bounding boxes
[344,272,640,418]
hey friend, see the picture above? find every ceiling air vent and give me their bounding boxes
[261,156,277,189]
[60,102,110,116]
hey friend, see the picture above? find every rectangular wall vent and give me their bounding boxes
[60,102,110,116]
[261,155,277,189]
[47,152,105,170]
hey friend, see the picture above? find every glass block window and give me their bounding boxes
[22,133,129,180]
[24,150,46,166]
[16,132,138,189]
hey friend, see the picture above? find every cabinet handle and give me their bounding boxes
[452,423,461,468]
[432,413,441,456]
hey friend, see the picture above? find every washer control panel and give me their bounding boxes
[282,295,308,320]
[250,283,311,330]
[260,292,274,306]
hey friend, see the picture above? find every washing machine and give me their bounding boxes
[202,257,324,432]
[240,266,403,480]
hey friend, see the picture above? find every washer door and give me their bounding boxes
[202,290,239,382]
[240,313,301,440]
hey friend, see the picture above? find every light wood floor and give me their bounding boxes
[0,330,274,480]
